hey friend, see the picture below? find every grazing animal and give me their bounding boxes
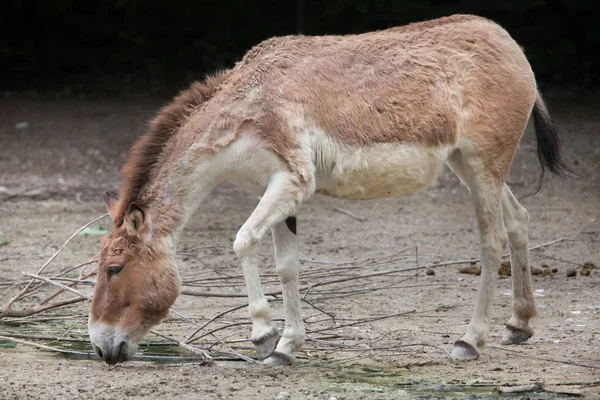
[89,14,575,365]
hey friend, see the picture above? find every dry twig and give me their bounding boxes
[0,218,577,369]
[332,207,366,221]
[1,214,108,317]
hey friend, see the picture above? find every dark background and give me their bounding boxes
[1,0,599,96]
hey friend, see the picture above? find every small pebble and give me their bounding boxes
[581,269,591,276]
[566,269,577,277]
[531,267,542,276]
[277,392,290,399]
[542,268,553,276]
[15,121,29,130]
[425,268,435,276]
[551,268,558,273]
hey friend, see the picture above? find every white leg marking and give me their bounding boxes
[501,184,536,344]
[447,151,507,360]
[264,219,305,365]
[233,171,309,360]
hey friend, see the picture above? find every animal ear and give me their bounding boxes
[124,203,145,237]
[103,191,120,220]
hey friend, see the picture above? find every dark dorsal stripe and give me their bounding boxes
[285,216,297,234]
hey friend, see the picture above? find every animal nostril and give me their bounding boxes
[117,341,128,362]
[94,346,103,359]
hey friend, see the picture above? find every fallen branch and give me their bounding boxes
[1,214,108,317]
[41,270,97,305]
[23,272,92,301]
[308,310,416,334]
[149,330,213,364]
[494,384,542,394]
[185,303,247,343]
[0,228,576,370]
[0,297,85,319]
[333,207,366,221]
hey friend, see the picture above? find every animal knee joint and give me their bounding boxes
[233,231,258,258]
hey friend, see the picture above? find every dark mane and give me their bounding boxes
[114,69,231,227]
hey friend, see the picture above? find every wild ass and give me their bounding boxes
[89,14,575,365]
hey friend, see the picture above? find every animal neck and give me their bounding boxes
[115,69,232,245]
[138,152,221,244]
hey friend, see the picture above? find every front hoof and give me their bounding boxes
[451,340,480,361]
[500,324,533,345]
[251,327,280,360]
[263,351,295,366]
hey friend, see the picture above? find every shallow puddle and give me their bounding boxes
[318,363,580,399]
[0,323,192,364]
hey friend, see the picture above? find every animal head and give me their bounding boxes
[89,192,180,364]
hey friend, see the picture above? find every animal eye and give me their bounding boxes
[107,266,124,277]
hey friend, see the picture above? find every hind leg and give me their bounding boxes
[447,151,508,360]
[500,184,536,344]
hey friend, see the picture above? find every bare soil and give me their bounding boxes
[0,96,599,399]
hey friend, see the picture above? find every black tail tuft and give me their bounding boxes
[532,94,577,177]
[524,92,580,198]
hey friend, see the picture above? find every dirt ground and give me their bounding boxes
[0,95,599,399]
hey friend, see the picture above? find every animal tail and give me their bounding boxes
[524,90,580,197]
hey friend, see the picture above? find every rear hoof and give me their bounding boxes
[500,324,533,345]
[263,351,295,366]
[451,340,480,360]
[251,327,280,360]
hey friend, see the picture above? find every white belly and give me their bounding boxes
[314,141,453,200]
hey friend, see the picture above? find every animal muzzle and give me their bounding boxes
[88,318,138,365]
